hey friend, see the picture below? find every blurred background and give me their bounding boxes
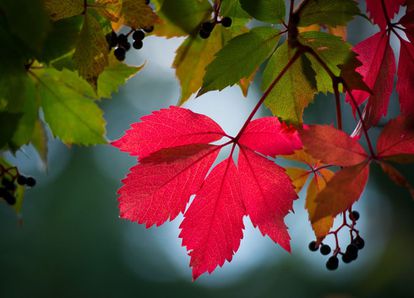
[1,8,414,298]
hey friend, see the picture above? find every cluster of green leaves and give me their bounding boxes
[0,0,157,212]
[0,0,153,152]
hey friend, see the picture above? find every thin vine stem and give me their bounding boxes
[303,46,376,159]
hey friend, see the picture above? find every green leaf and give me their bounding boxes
[0,0,51,56]
[97,57,144,99]
[199,27,280,95]
[220,0,251,28]
[262,42,317,124]
[0,112,22,149]
[38,16,83,63]
[44,0,84,21]
[0,74,37,150]
[154,0,212,37]
[240,0,285,23]
[299,31,352,94]
[33,68,106,145]
[73,13,109,87]
[10,78,38,150]
[298,0,360,27]
[173,26,225,104]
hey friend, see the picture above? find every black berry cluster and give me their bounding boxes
[0,165,36,206]
[106,26,153,62]
[308,210,365,271]
[105,0,154,61]
[199,16,232,39]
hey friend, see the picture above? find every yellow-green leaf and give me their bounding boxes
[73,13,109,87]
[173,27,224,105]
[33,68,106,145]
[118,0,158,29]
[262,42,317,124]
[44,0,84,21]
[306,169,335,240]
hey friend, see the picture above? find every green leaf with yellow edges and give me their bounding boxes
[73,13,109,88]
[262,42,317,124]
[199,26,280,95]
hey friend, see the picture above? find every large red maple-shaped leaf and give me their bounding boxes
[112,107,301,279]
[366,0,404,29]
[346,32,396,127]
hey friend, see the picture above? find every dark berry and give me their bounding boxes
[17,175,27,186]
[199,29,210,39]
[114,47,126,61]
[118,34,128,44]
[3,192,16,205]
[320,244,331,255]
[123,42,131,51]
[353,236,365,250]
[201,21,214,33]
[346,244,358,255]
[308,241,319,252]
[326,256,339,271]
[221,17,232,28]
[0,187,7,197]
[2,178,16,191]
[105,31,118,48]
[143,26,154,33]
[133,40,143,49]
[26,177,36,187]
[349,210,360,221]
[132,30,145,41]
[342,253,352,264]
[346,244,358,260]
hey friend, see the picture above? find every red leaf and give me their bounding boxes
[380,162,414,198]
[113,107,298,279]
[118,144,220,227]
[238,148,296,252]
[346,32,396,127]
[299,125,368,167]
[396,40,414,116]
[180,158,244,280]
[377,116,414,162]
[366,0,404,29]
[112,106,225,158]
[312,162,370,222]
[400,9,414,44]
[238,117,302,157]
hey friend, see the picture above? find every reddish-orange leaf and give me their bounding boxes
[396,40,414,116]
[111,106,225,158]
[377,116,414,162]
[286,167,309,193]
[118,144,220,227]
[180,158,244,280]
[306,169,335,240]
[238,148,297,252]
[238,117,302,157]
[346,32,396,127]
[312,162,370,222]
[366,0,404,29]
[380,162,414,199]
[113,106,300,279]
[300,125,368,167]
